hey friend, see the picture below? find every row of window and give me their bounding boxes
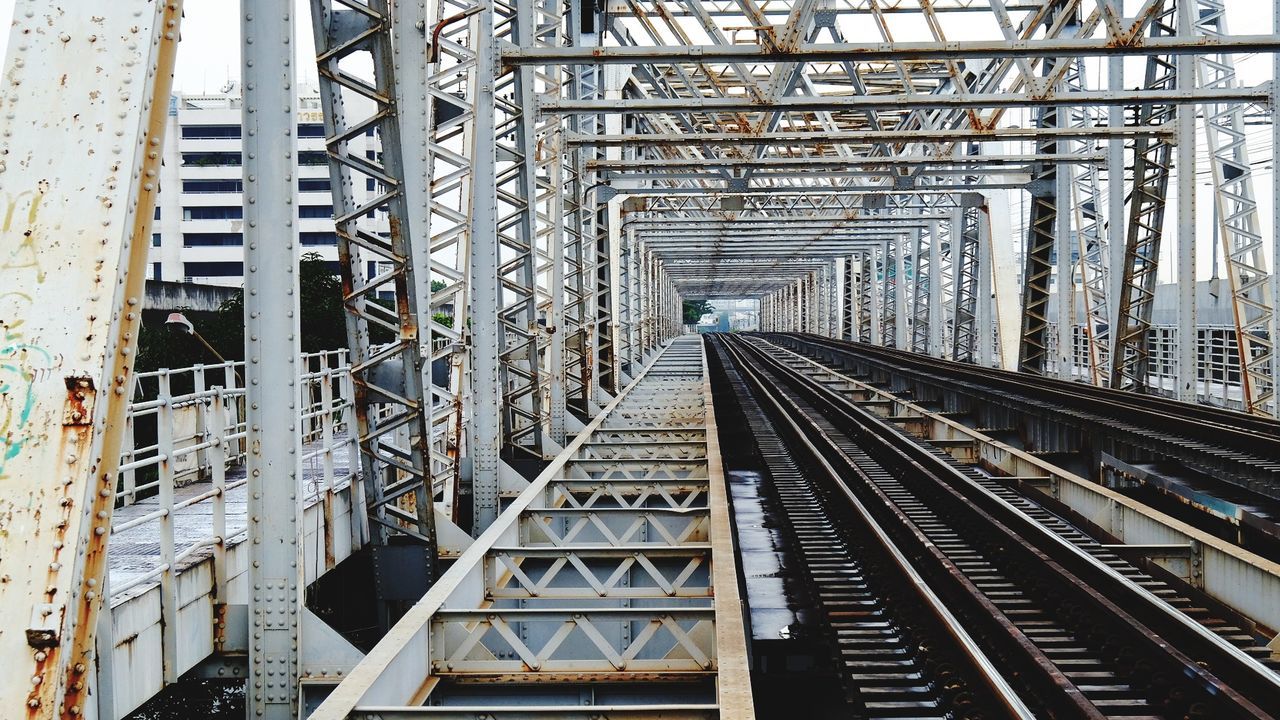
[178,206,333,220]
[182,178,333,193]
[182,260,342,278]
[181,151,330,167]
[181,232,339,247]
[181,124,328,139]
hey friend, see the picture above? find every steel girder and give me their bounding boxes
[1016,35,1061,375]
[1065,58,1112,386]
[1111,1,1178,393]
[952,205,984,363]
[502,34,1280,64]
[310,0,440,561]
[1194,0,1273,414]
[541,87,1267,113]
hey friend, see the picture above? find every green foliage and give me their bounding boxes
[136,253,347,372]
[297,253,347,352]
[682,299,714,325]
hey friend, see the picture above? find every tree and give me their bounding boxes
[297,253,347,352]
[136,253,347,373]
[682,299,714,325]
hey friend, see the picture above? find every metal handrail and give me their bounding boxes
[110,350,358,603]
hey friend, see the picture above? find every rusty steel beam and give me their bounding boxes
[501,34,1280,64]
[0,2,181,717]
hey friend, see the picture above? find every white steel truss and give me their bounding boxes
[4,0,1280,716]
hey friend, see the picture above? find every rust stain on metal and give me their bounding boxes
[61,376,94,426]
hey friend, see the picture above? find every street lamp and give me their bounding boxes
[165,311,242,382]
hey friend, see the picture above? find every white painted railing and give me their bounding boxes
[1043,324,1269,412]
[110,350,356,598]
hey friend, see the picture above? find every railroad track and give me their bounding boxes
[773,333,1280,447]
[768,332,1280,548]
[709,333,1280,719]
[711,335,1031,719]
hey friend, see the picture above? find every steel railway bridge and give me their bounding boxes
[2,0,1280,718]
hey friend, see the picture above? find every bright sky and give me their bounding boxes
[0,1,320,93]
[3,1,1273,92]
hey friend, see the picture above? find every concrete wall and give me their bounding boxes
[144,279,238,313]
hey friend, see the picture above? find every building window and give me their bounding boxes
[184,233,243,247]
[182,152,242,167]
[299,178,331,192]
[299,205,334,219]
[152,262,162,281]
[181,125,241,139]
[366,178,376,192]
[153,206,161,220]
[184,206,244,220]
[183,179,243,194]
[298,124,325,138]
[184,261,244,277]
[301,232,337,246]
[299,151,329,166]
[152,233,162,247]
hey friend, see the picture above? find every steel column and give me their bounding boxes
[1176,0,1198,402]
[1195,0,1273,413]
[309,0,440,554]
[1108,43,1126,383]
[977,205,995,367]
[1274,0,1280,418]
[1055,86,1075,381]
[1112,3,1177,392]
[242,5,302,716]
[469,0,504,530]
[911,226,930,353]
[895,238,909,350]
[842,255,856,340]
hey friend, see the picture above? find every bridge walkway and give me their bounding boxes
[308,336,754,719]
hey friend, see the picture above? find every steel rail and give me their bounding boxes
[717,335,1115,716]
[708,336,1038,718]
[719,334,1280,718]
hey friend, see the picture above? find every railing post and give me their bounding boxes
[155,372,178,684]
[226,362,244,462]
[340,365,365,546]
[193,363,209,481]
[320,369,336,571]
[209,387,228,603]
[122,400,137,506]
